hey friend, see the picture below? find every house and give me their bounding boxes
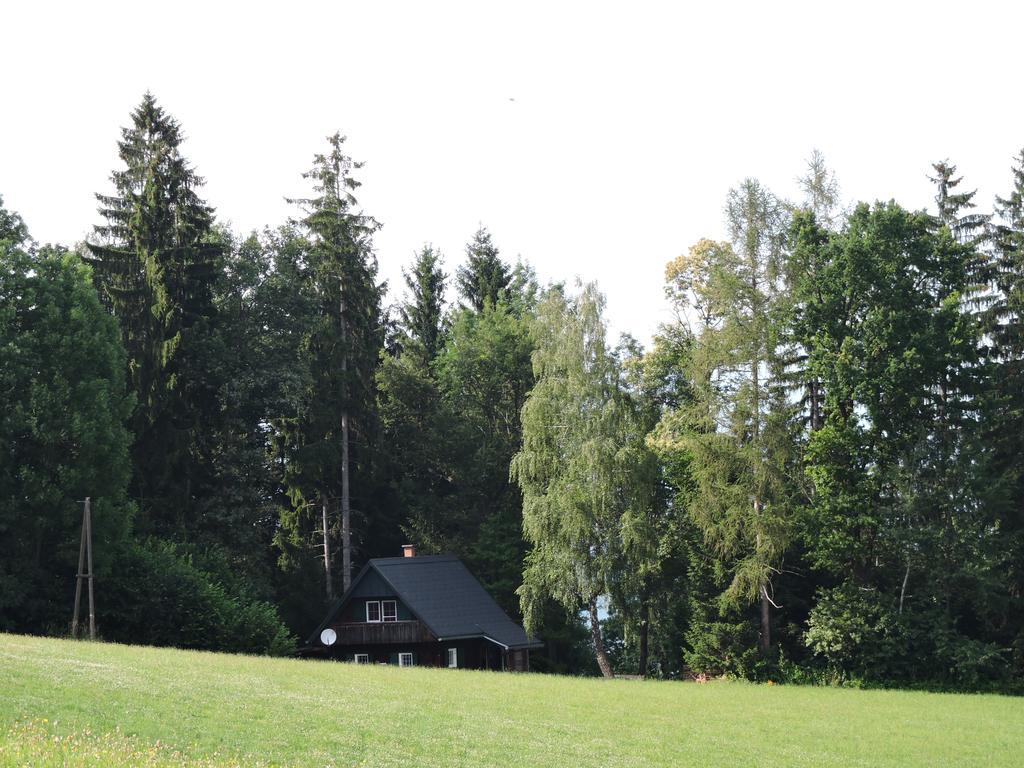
[305,546,542,670]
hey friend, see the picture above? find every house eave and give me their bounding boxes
[436,633,544,651]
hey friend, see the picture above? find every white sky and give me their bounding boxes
[3,1,1023,344]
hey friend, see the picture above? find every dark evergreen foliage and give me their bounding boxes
[980,150,1024,681]
[276,133,385,601]
[84,92,223,536]
[0,194,294,654]
[455,226,511,311]
[101,540,295,655]
[930,160,989,242]
[0,225,134,633]
[399,245,447,361]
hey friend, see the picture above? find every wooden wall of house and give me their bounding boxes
[328,619,434,645]
[326,638,520,671]
[508,649,529,672]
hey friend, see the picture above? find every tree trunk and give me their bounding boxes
[340,278,352,593]
[588,596,614,678]
[71,499,87,638]
[322,495,333,601]
[759,584,771,653]
[899,559,910,615]
[341,423,351,593]
[810,379,823,432]
[755,515,771,654]
[752,355,771,654]
[638,600,650,678]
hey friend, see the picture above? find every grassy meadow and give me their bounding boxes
[1,632,1022,767]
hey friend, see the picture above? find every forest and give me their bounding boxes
[1,93,1022,692]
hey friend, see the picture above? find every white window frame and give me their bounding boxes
[354,653,369,664]
[382,600,397,622]
[447,647,458,668]
[399,652,414,667]
[365,600,381,623]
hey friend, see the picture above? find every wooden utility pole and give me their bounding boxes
[71,500,86,637]
[71,497,95,640]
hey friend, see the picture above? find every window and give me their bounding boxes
[399,652,414,667]
[365,601,381,623]
[447,648,458,668]
[354,653,369,664]
[382,600,397,622]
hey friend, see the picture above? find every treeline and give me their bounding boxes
[0,94,586,669]
[1,95,1022,691]
[599,154,1024,691]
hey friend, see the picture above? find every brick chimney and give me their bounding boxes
[402,544,416,558]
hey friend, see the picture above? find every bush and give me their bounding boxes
[804,584,901,680]
[684,616,765,679]
[804,583,1016,691]
[99,540,296,656]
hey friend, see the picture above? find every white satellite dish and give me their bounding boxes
[320,628,337,646]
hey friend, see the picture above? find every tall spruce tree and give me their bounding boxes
[280,133,383,598]
[930,160,989,243]
[435,300,535,610]
[985,150,1024,675]
[377,248,452,581]
[399,245,447,361]
[84,92,221,533]
[456,226,510,311]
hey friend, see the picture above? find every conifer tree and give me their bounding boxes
[930,160,989,243]
[456,226,510,311]
[399,245,447,361]
[990,150,1024,395]
[985,150,1024,652]
[281,133,383,598]
[84,92,221,531]
[916,163,988,632]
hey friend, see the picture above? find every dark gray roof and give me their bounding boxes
[311,554,542,650]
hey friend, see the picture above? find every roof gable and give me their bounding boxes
[349,569,395,598]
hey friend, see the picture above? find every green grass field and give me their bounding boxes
[1,633,1022,767]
